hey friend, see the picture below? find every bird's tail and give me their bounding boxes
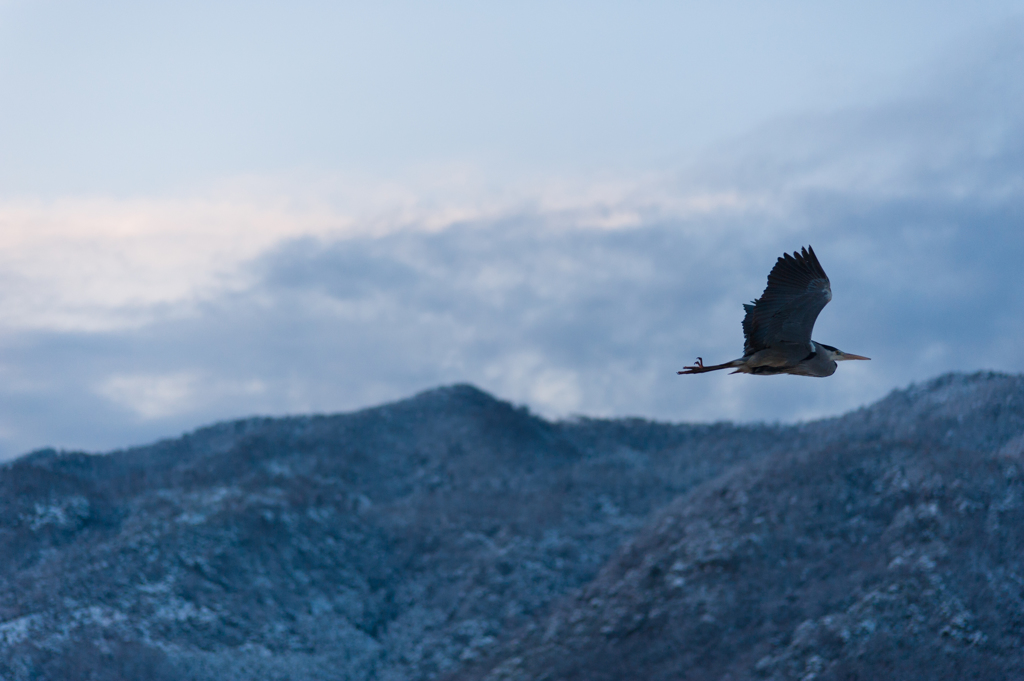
[677,357,744,375]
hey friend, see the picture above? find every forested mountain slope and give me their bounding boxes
[2,373,1023,680]
[458,373,1024,681]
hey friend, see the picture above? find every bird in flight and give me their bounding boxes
[679,246,869,377]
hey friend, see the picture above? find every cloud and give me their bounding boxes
[94,372,266,420]
[95,372,202,420]
[0,29,1021,458]
[0,171,745,334]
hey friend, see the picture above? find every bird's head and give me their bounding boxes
[818,343,870,362]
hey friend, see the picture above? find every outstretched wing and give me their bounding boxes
[742,246,832,355]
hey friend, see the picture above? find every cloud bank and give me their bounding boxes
[0,31,1021,458]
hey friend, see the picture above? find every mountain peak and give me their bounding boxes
[403,382,514,412]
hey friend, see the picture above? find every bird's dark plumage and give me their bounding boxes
[741,246,832,356]
[678,244,867,377]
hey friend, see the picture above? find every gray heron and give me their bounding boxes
[679,246,869,377]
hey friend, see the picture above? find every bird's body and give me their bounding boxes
[679,246,868,377]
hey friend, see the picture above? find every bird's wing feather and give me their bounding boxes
[742,246,832,355]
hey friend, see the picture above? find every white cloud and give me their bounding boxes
[94,372,266,420]
[95,372,202,420]
[483,352,583,416]
[0,172,755,336]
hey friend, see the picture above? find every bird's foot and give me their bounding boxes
[677,357,705,374]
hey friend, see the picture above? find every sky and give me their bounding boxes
[0,1,1022,457]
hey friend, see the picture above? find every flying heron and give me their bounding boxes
[679,246,869,377]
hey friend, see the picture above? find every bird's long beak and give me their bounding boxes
[839,352,870,361]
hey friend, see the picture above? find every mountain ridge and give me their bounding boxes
[454,371,1024,680]
[2,372,1023,680]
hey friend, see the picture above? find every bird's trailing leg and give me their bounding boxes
[677,357,704,374]
[678,357,745,374]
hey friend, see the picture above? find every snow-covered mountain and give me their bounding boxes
[3,373,1024,680]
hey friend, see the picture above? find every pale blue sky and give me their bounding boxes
[0,1,1019,193]
[0,2,1021,457]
